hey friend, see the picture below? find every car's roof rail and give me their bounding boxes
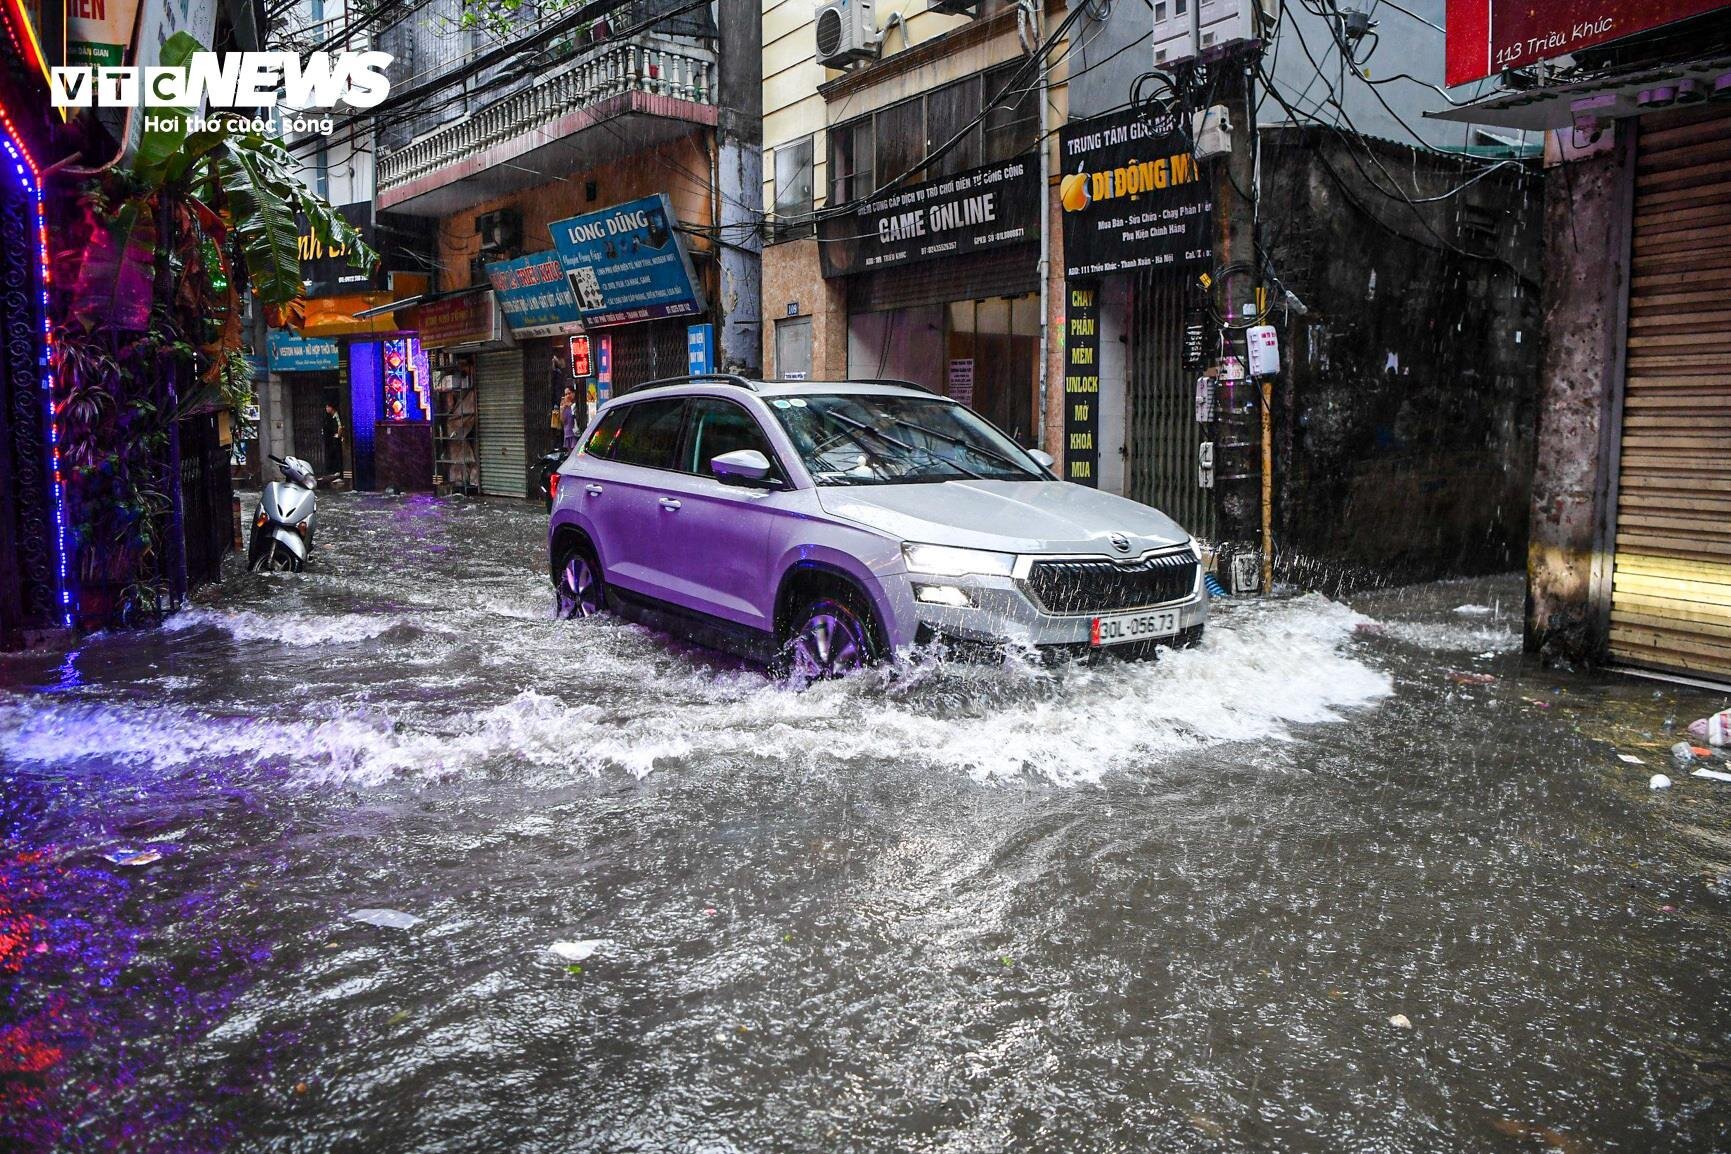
[631,373,761,393]
[849,377,943,396]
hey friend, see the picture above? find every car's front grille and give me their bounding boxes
[1023,551,1198,615]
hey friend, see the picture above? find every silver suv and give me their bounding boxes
[548,375,1207,676]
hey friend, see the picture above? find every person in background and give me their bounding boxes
[560,385,579,453]
[322,402,344,480]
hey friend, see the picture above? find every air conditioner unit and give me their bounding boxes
[815,0,881,68]
[475,209,522,254]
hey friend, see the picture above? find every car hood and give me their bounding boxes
[815,480,1192,556]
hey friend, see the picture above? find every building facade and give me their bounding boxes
[372,0,761,499]
[1469,6,1731,682]
[760,0,1070,457]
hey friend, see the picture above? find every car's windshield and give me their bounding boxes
[768,393,1046,486]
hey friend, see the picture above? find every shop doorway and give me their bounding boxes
[1129,269,1215,539]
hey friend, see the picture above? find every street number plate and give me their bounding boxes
[1090,608,1180,647]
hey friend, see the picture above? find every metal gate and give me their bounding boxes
[1609,107,1731,680]
[1129,269,1215,539]
[476,350,527,499]
[609,319,696,393]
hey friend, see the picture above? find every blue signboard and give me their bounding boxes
[485,252,584,339]
[687,323,714,375]
[548,194,706,329]
[266,331,341,373]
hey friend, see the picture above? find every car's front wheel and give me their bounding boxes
[553,540,605,620]
[780,595,878,679]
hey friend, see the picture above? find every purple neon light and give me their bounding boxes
[0,115,71,627]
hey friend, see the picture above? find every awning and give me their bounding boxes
[293,274,434,337]
[1427,56,1731,131]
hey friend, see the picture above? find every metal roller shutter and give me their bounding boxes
[476,349,527,499]
[1610,108,1731,678]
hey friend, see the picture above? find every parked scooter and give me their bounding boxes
[249,455,318,572]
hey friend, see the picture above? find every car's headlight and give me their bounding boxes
[902,543,1017,578]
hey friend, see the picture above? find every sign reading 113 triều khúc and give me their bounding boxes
[548,194,706,329]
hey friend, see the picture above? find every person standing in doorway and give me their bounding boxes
[322,402,345,481]
[559,385,580,454]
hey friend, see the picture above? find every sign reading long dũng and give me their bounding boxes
[1059,107,1212,279]
[548,194,705,329]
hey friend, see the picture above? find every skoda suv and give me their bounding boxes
[547,375,1207,676]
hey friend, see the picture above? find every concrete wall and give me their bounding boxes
[1525,130,1632,664]
[1259,127,1544,589]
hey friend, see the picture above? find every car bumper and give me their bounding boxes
[879,563,1210,655]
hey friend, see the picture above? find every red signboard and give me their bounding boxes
[1446,0,1730,86]
[569,334,592,378]
[406,291,498,349]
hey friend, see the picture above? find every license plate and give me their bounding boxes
[1090,608,1180,647]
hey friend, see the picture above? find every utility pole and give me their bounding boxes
[1208,47,1266,594]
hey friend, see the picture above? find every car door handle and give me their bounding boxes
[658,498,682,511]
[584,484,603,496]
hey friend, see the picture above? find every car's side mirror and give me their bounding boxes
[1027,449,1056,470]
[710,448,778,487]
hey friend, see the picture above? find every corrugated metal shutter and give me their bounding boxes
[476,349,526,499]
[1130,268,1215,539]
[1610,108,1731,679]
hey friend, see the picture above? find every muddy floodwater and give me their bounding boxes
[2,491,1728,1152]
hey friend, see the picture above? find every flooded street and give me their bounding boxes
[3,491,1729,1152]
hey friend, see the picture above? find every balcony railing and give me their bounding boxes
[378,37,717,194]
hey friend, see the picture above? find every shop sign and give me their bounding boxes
[819,154,1040,278]
[1444,0,1726,85]
[300,202,380,297]
[687,323,715,374]
[266,330,340,372]
[1064,284,1100,487]
[486,252,585,339]
[69,0,142,67]
[1059,107,1211,278]
[548,194,706,329]
[570,334,592,377]
[410,291,500,349]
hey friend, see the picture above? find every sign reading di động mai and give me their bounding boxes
[818,154,1040,278]
[486,252,584,339]
[1059,106,1212,278]
[548,194,706,329]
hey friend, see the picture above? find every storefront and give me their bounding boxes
[819,149,1044,445]
[405,290,512,496]
[264,331,343,477]
[549,192,710,396]
[1604,105,1731,679]
[487,249,590,489]
[1058,107,1214,536]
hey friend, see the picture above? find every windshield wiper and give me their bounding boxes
[813,409,983,479]
[880,415,1034,476]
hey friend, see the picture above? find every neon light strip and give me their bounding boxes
[0,0,49,87]
[0,108,73,627]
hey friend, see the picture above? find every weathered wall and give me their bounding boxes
[434,133,717,293]
[1260,128,1544,589]
[761,237,847,378]
[1525,132,1630,663]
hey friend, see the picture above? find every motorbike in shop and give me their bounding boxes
[249,455,319,572]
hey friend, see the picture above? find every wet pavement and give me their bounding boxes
[2,489,1729,1152]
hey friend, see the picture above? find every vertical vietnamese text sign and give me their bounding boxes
[1065,284,1100,487]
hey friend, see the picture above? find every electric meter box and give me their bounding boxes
[1246,324,1280,376]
